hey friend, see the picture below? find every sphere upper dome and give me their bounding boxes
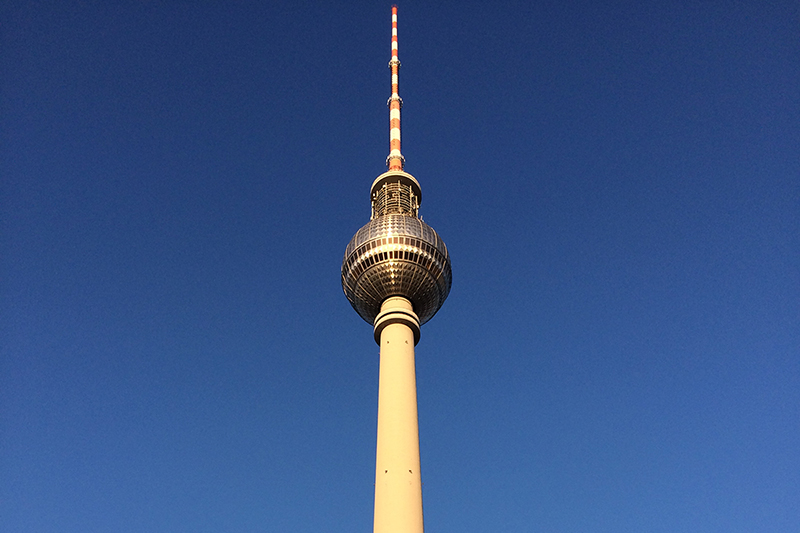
[342,214,452,325]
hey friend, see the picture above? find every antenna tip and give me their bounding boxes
[392,5,398,14]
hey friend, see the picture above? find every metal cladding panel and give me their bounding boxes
[342,214,452,325]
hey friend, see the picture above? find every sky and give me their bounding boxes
[2,1,798,531]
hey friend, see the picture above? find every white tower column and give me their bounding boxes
[372,296,424,533]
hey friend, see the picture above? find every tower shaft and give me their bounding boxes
[373,297,424,533]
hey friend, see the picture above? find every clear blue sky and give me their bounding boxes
[2,1,798,531]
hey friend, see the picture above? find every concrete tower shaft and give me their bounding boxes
[373,297,424,532]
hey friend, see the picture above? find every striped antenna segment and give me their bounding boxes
[387,6,404,170]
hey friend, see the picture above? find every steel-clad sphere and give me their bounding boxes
[342,213,452,325]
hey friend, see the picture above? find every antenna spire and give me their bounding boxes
[387,6,404,170]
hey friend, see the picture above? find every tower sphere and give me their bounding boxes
[342,171,452,325]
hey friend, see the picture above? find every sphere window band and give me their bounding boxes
[343,242,441,274]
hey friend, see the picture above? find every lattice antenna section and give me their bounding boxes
[371,177,420,218]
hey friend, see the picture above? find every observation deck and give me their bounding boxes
[342,170,451,325]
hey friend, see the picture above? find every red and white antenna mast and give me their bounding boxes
[387,6,404,171]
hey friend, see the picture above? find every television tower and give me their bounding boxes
[341,6,452,532]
